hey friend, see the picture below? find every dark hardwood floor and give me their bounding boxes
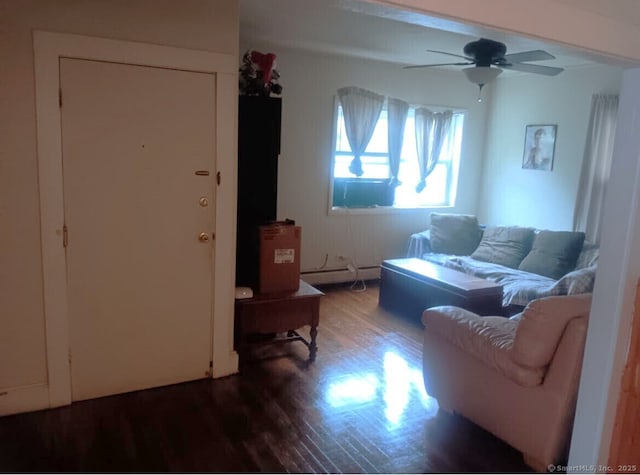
[0,281,532,473]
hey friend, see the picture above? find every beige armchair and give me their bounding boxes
[421,294,592,471]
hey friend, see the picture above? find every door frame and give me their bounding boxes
[34,31,239,409]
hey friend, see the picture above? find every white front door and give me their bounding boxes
[60,58,216,401]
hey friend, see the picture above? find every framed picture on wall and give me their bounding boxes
[522,124,557,171]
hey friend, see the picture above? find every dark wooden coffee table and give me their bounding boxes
[379,258,504,318]
[234,280,324,363]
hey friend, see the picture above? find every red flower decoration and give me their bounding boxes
[250,51,276,84]
[239,50,282,96]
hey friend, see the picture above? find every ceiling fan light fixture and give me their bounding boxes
[462,66,503,86]
[405,39,560,101]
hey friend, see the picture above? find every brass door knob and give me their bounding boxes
[198,232,209,242]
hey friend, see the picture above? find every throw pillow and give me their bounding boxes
[518,230,586,279]
[551,265,597,295]
[575,241,599,270]
[470,226,535,269]
[429,213,483,256]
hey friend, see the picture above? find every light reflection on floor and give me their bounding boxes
[325,373,379,407]
[325,350,439,425]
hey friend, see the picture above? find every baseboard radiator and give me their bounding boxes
[301,265,380,286]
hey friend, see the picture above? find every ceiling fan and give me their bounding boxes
[405,38,564,100]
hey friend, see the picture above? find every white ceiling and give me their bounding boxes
[239,0,622,75]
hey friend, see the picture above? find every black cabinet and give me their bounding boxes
[236,96,282,287]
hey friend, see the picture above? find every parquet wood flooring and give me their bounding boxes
[0,281,532,473]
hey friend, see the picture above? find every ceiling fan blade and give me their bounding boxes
[404,62,474,69]
[502,50,555,63]
[425,49,475,61]
[502,62,564,76]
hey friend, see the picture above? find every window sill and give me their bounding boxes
[328,205,453,216]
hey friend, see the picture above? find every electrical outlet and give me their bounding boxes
[336,254,349,261]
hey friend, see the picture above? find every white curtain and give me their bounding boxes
[337,87,385,177]
[387,98,409,186]
[414,108,453,192]
[573,94,619,244]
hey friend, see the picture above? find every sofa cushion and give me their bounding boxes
[518,231,586,279]
[429,213,483,256]
[511,294,592,369]
[470,226,535,269]
[422,306,545,387]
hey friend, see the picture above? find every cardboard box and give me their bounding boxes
[259,222,301,294]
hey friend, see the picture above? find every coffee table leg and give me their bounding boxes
[309,325,318,361]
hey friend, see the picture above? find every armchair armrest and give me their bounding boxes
[422,306,544,387]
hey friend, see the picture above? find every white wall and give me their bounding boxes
[479,65,621,230]
[0,0,238,392]
[239,45,493,271]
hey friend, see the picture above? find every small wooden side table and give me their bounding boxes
[234,280,324,362]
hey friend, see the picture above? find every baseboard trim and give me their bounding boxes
[212,350,239,378]
[0,383,51,416]
[302,266,380,285]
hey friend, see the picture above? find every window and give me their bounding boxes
[332,102,464,209]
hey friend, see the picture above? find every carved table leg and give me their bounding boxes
[309,325,318,361]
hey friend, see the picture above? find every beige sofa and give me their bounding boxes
[421,294,592,471]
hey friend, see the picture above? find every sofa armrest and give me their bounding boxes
[407,229,431,257]
[422,306,544,387]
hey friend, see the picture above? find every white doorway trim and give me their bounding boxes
[33,31,239,410]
